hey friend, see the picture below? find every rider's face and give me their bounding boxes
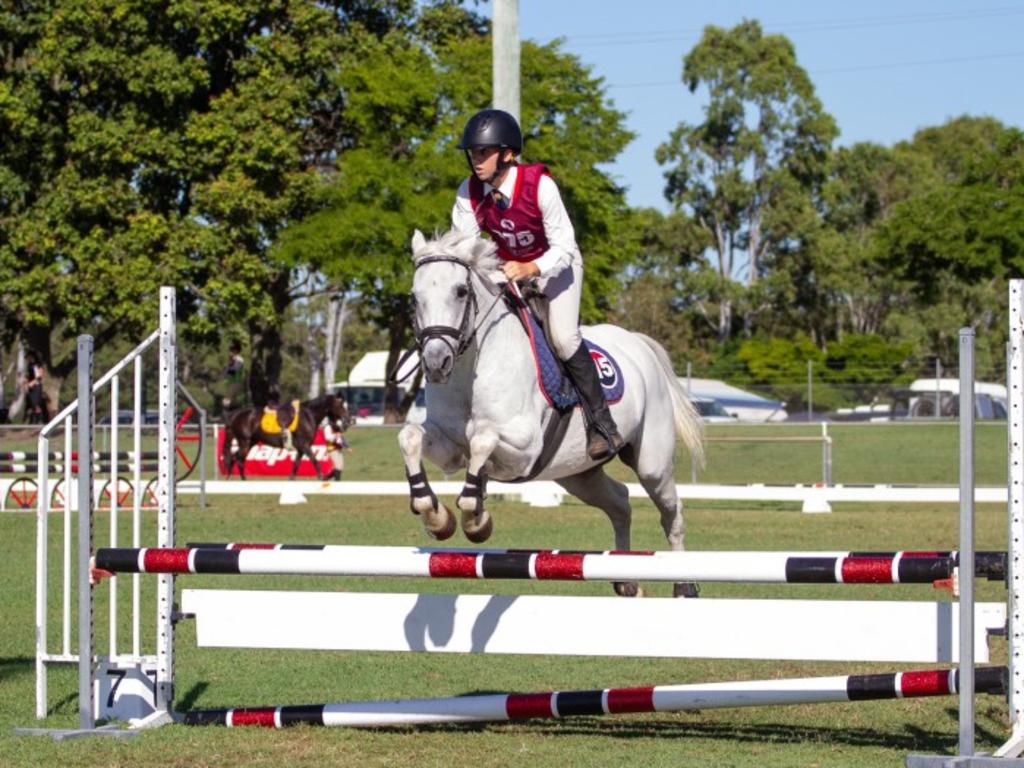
[469,146,512,183]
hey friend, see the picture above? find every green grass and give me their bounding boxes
[0,489,1014,768]
[2,420,1008,493]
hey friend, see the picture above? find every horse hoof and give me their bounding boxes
[673,582,700,598]
[461,511,493,543]
[425,506,456,541]
[613,582,644,598]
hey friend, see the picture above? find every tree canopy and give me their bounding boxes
[1,8,1020,416]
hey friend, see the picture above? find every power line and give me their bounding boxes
[560,6,1024,48]
[606,50,1024,90]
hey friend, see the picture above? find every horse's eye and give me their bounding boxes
[455,285,468,299]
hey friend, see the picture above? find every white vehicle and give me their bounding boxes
[330,351,424,425]
[691,396,738,424]
[904,377,1007,419]
[678,377,787,422]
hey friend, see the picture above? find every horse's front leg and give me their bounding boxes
[398,422,462,541]
[457,429,499,543]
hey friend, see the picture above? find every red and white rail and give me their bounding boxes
[183,666,1006,729]
[93,543,1007,585]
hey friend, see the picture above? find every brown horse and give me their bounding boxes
[222,394,352,480]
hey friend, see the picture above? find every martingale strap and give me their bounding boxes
[506,407,576,483]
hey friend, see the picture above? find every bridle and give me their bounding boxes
[411,255,479,361]
[409,254,510,371]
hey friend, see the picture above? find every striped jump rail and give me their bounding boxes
[91,543,1008,584]
[183,665,1007,729]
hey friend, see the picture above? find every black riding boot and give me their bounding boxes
[563,344,625,460]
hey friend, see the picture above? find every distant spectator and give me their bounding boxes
[222,341,246,412]
[323,418,351,481]
[25,352,46,424]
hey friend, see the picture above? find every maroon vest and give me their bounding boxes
[468,163,551,262]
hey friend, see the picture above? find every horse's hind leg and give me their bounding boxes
[555,467,641,597]
[398,422,462,540]
[622,442,699,598]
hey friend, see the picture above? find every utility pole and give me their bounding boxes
[492,0,520,124]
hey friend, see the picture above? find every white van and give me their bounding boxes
[330,351,425,424]
[904,378,1007,419]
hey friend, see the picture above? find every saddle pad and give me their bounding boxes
[260,400,300,434]
[516,302,624,410]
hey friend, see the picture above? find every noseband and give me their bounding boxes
[412,255,478,360]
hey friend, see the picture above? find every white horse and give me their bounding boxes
[398,229,705,596]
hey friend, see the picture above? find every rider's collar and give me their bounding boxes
[485,165,517,203]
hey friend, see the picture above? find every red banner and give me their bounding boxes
[217,428,334,478]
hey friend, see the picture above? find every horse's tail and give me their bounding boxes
[634,333,705,467]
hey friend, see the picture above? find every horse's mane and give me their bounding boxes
[412,229,501,276]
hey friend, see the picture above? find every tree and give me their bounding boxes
[655,20,837,341]
[612,207,713,366]
[877,118,1024,369]
[0,0,387,407]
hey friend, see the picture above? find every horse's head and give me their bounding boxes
[324,394,353,431]
[410,229,500,384]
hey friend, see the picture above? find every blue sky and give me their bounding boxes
[489,1,1024,212]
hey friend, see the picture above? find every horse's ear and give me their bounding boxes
[411,230,427,256]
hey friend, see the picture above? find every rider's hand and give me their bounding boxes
[502,261,540,282]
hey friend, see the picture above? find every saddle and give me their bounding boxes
[502,286,625,481]
[506,286,624,410]
[260,400,301,435]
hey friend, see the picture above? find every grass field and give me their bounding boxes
[0,420,1015,766]
[0,419,1010,489]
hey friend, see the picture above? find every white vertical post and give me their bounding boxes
[958,328,975,756]
[999,279,1024,757]
[155,287,176,712]
[34,429,49,719]
[492,0,520,124]
[109,375,118,659]
[133,356,142,658]
[62,417,71,656]
[76,335,95,730]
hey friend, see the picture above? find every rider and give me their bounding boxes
[264,386,296,455]
[450,108,624,460]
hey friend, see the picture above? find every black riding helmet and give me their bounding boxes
[458,109,522,184]
[457,109,523,152]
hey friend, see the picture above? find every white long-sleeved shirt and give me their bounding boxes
[451,166,578,278]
